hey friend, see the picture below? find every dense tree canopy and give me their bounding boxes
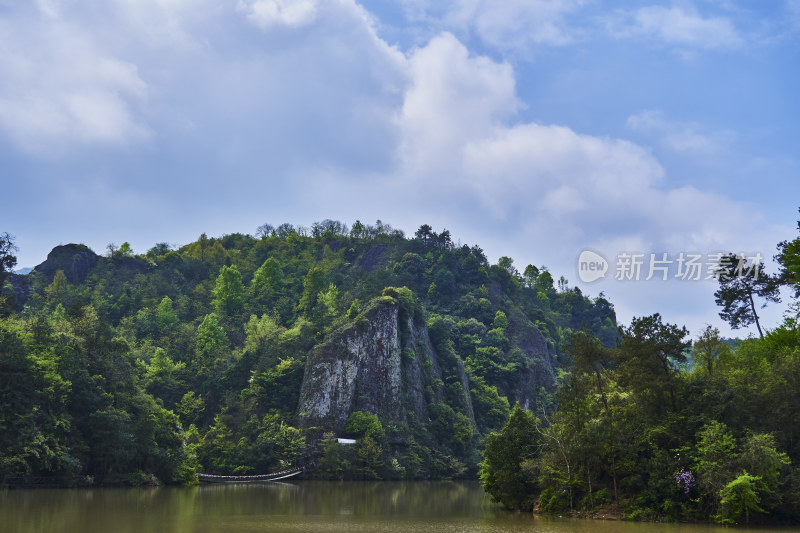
[480,213,800,524]
[0,232,18,311]
[0,221,615,487]
[7,212,798,524]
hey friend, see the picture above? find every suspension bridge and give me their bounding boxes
[196,466,305,483]
[195,435,354,483]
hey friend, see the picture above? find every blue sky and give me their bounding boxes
[2,0,799,338]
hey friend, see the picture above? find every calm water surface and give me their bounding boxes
[0,481,790,533]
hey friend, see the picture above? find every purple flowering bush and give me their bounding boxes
[675,468,695,494]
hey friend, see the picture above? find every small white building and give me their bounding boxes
[336,438,356,445]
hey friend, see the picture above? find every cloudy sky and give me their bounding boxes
[2,0,799,337]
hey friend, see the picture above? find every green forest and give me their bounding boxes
[481,218,800,524]
[1,216,799,525]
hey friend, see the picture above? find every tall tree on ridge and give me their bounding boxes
[714,253,780,338]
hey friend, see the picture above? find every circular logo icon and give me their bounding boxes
[577,250,608,283]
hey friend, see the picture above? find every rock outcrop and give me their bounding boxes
[509,312,558,410]
[297,296,475,433]
[34,244,99,283]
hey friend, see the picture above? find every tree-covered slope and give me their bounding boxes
[0,221,615,485]
[480,216,800,525]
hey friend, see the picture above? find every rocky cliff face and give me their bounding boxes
[511,318,558,410]
[297,297,474,433]
[34,243,99,283]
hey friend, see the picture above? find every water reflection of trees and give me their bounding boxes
[1,481,503,532]
[191,481,487,518]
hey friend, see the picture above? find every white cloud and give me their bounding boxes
[451,0,585,48]
[398,33,517,175]
[398,0,586,51]
[459,122,665,220]
[0,0,402,158]
[393,38,667,233]
[385,33,777,337]
[610,5,743,49]
[238,0,319,29]
[1,0,787,336]
[111,0,218,49]
[0,18,149,152]
[35,0,61,18]
[627,110,735,154]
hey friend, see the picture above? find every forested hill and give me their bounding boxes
[478,215,800,525]
[0,220,616,485]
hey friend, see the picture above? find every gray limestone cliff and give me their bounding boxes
[297,296,474,432]
[510,317,558,410]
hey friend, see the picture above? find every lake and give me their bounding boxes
[0,481,787,533]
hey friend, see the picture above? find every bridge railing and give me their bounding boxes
[195,467,303,482]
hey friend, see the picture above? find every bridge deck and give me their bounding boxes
[196,467,303,483]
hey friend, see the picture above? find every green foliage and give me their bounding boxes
[480,308,799,522]
[250,257,287,317]
[45,270,70,309]
[314,284,339,326]
[382,286,421,324]
[342,412,388,479]
[155,296,179,335]
[298,266,326,316]
[117,242,134,257]
[0,222,622,487]
[0,307,201,486]
[185,233,227,265]
[694,421,737,502]
[4,218,800,522]
[428,402,473,456]
[346,411,385,441]
[247,357,304,416]
[143,347,185,406]
[350,220,366,239]
[714,253,781,338]
[195,313,228,370]
[0,232,17,278]
[212,264,245,318]
[738,433,790,497]
[0,232,17,310]
[469,375,510,433]
[480,405,540,510]
[357,436,384,479]
[777,211,800,296]
[0,318,73,480]
[176,391,205,426]
[244,313,283,354]
[318,432,345,479]
[717,472,765,524]
[616,313,689,415]
[691,325,731,377]
[491,310,509,330]
[535,271,554,293]
[736,432,791,512]
[197,411,305,475]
